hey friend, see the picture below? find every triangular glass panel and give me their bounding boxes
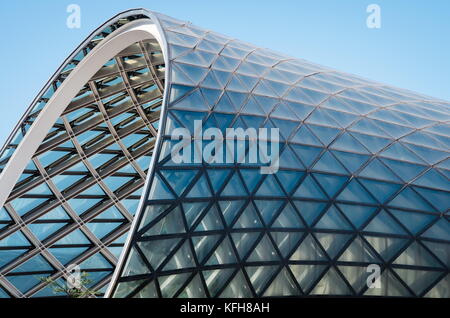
[363,209,407,235]
[413,169,450,192]
[86,222,120,240]
[288,101,315,121]
[253,95,279,114]
[358,158,401,182]
[271,102,299,120]
[206,236,237,266]
[422,241,450,267]
[290,264,327,293]
[170,89,209,111]
[182,201,210,230]
[148,174,175,200]
[314,206,352,231]
[290,234,327,261]
[27,223,66,241]
[270,118,299,141]
[254,200,285,225]
[201,70,223,89]
[364,235,409,262]
[380,158,426,182]
[206,169,232,194]
[290,125,322,146]
[192,234,222,264]
[293,201,327,226]
[424,274,449,298]
[359,178,401,204]
[203,268,236,297]
[239,169,264,194]
[227,91,248,111]
[393,241,443,268]
[159,272,191,298]
[291,144,323,168]
[393,268,443,296]
[276,170,304,194]
[194,205,224,232]
[25,182,53,195]
[293,175,327,200]
[219,270,253,298]
[121,248,149,276]
[337,179,376,204]
[255,175,285,197]
[241,97,265,115]
[310,267,351,295]
[332,150,369,174]
[351,132,391,154]
[231,232,261,259]
[338,235,380,263]
[186,174,212,198]
[380,142,426,164]
[307,124,340,146]
[226,75,247,93]
[314,173,349,198]
[337,204,377,229]
[218,200,245,226]
[233,202,263,229]
[51,174,85,191]
[413,187,449,213]
[171,110,207,134]
[163,240,196,271]
[247,235,280,262]
[160,169,197,197]
[421,218,450,242]
[388,187,435,212]
[389,209,437,235]
[49,247,89,265]
[177,274,207,298]
[142,207,185,236]
[312,151,348,174]
[314,232,353,259]
[220,172,247,197]
[138,238,181,270]
[262,267,300,296]
[245,265,279,296]
[271,231,304,258]
[272,203,305,228]
[200,87,222,109]
[169,84,195,103]
[54,229,90,245]
[330,132,369,154]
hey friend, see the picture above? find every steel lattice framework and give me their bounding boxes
[0,9,449,298]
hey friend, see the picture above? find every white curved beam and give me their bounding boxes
[0,19,165,210]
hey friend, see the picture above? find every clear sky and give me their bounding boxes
[0,0,449,146]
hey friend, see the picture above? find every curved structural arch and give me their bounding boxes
[0,10,170,297]
[0,9,449,298]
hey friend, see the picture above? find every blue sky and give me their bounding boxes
[0,0,449,146]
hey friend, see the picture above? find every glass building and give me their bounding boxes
[0,9,448,298]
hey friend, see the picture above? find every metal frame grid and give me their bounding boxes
[0,9,449,298]
[0,27,165,297]
[109,11,450,298]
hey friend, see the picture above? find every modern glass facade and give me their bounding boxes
[0,9,448,298]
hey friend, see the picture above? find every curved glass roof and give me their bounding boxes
[0,9,448,298]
